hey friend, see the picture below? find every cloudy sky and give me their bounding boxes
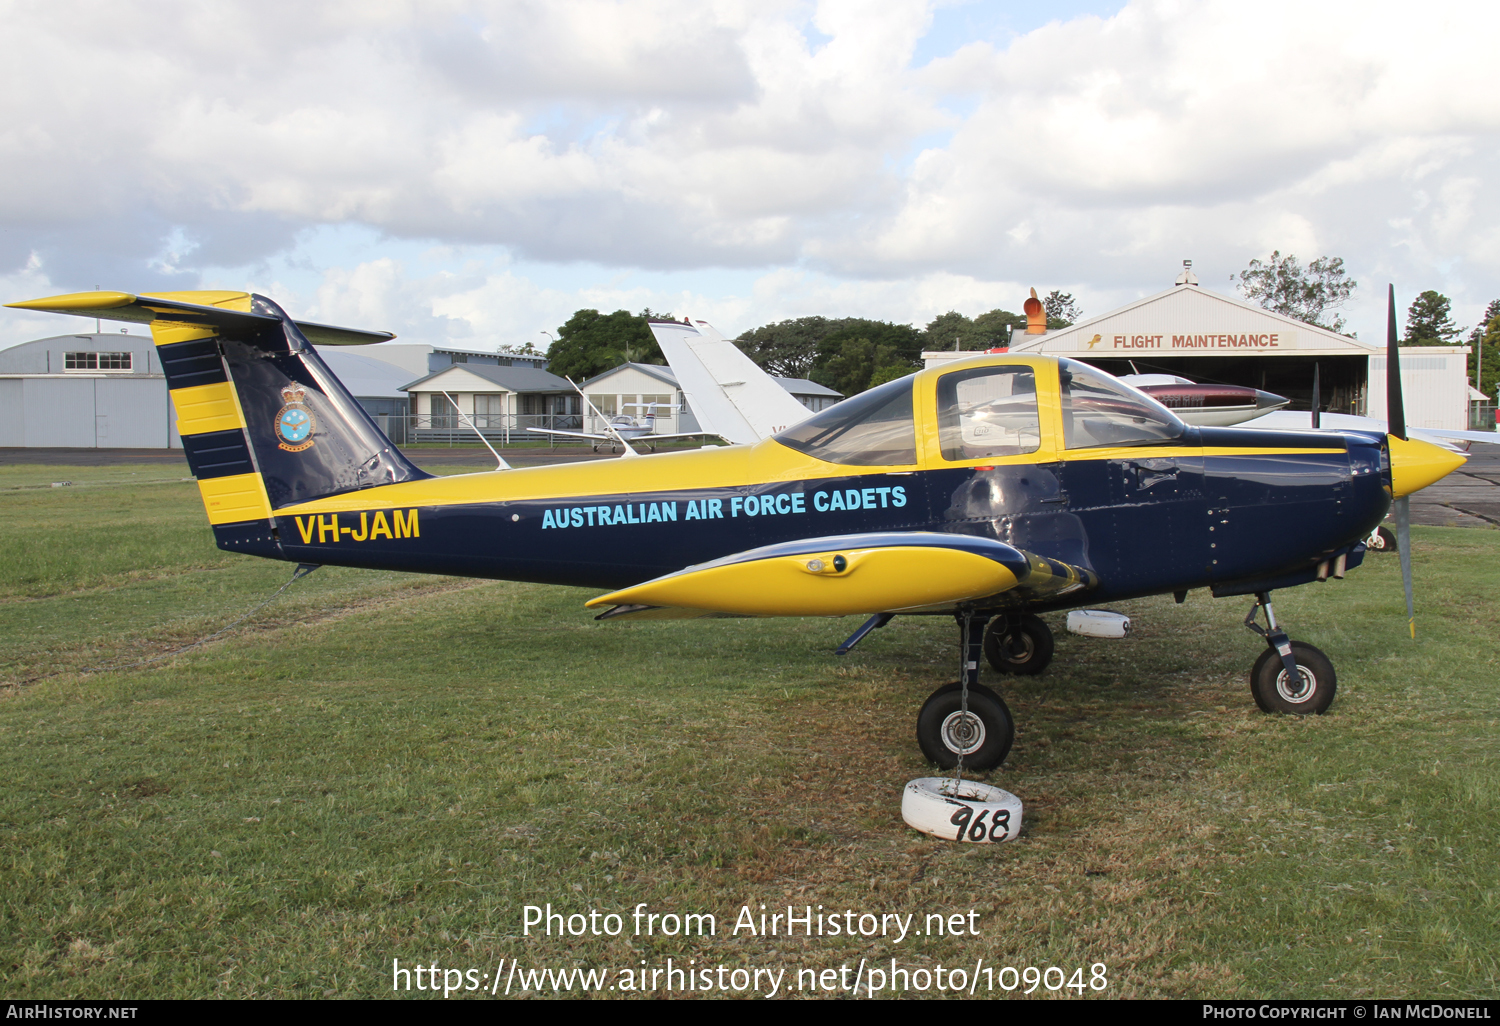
[3,0,1498,351]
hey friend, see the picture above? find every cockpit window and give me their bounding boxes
[774,375,917,466]
[1060,359,1185,449]
[937,365,1041,461]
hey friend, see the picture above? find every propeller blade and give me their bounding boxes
[1388,285,1414,639]
[1311,361,1321,429]
[1387,284,1406,440]
[1395,495,1415,639]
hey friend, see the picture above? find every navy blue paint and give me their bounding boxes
[181,429,255,480]
[213,296,430,509]
[252,429,1392,615]
[156,337,228,390]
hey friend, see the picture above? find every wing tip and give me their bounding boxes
[6,290,137,312]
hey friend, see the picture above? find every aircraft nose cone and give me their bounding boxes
[1255,389,1290,411]
[1389,435,1467,497]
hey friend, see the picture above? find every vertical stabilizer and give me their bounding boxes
[648,320,812,444]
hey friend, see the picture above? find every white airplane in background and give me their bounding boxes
[647,318,815,444]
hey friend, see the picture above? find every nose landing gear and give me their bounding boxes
[916,612,1016,770]
[1244,592,1337,714]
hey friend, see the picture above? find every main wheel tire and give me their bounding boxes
[916,681,1015,770]
[1369,526,1397,552]
[983,615,1054,676]
[1250,642,1337,715]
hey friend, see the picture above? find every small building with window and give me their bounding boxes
[577,363,844,436]
[0,333,178,447]
[401,363,579,441]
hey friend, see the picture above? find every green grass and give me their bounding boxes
[1,464,1497,999]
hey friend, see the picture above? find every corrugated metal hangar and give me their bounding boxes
[0,333,179,447]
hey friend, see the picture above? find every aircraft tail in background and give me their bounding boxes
[647,319,813,444]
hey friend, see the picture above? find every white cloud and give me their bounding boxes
[2,0,1499,346]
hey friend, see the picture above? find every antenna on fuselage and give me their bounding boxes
[442,390,511,470]
[567,376,640,458]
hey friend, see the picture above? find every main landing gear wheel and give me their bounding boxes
[1250,642,1337,715]
[916,681,1015,770]
[983,615,1054,676]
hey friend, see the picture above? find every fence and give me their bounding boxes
[1470,404,1498,431]
[369,413,588,447]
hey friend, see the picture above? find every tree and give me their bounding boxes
[1236,252,1356,333]
[736,316,829,377]
[1043,291,1081,327]
[543,309,664,381]
[919,309,1023,352]
[1403,290,1462,346]
[738,316,924,390]
[819,338,911,396]
[1469,299,1500,400]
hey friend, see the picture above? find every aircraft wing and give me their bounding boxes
[586,532,1097,620]
[527,427,614,442]
[648,320,813,444]
[528,427,719,444]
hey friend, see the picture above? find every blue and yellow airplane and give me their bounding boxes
[7,289,1465,772]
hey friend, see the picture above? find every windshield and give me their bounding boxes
[774,375,917,466]
[1060,359,1185,449]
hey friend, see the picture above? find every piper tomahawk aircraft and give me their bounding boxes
[8,289,1465,771]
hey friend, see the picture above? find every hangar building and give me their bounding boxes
[959,268,1474,430]
[0,333,178,448]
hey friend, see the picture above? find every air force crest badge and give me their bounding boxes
[275,384,315,452]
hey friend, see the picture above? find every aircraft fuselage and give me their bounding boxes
[215,425,1388,612]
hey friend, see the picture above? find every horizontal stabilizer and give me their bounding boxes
[5,291,395,346]
[586,532,1087,618]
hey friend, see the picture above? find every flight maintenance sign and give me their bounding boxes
[1078,330,1300,351]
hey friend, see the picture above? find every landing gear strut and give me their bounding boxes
[916,611,1015,770]
[1244,592,1337,714]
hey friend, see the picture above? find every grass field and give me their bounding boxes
[1,462,1497,999]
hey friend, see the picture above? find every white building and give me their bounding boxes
[945,273,1474,431]
[401,363,579,441]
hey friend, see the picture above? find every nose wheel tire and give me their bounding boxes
[983,615,1054,676]
[916,681,1015,770]
[1250,642,1337,715]
[1368,526,1397,552]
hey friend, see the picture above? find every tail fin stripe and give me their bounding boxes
[181,429,256,480]
[171,381,246,437]
[156,337,229,391]
[197,472,274,526]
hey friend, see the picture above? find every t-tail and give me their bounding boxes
[5,290,430,558]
